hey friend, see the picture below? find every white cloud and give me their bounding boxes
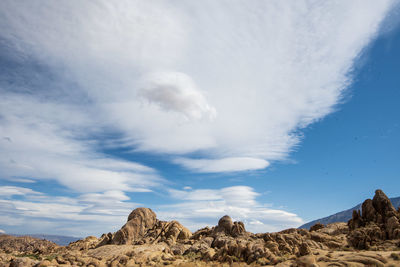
[159,186,303,233]
[175,157,269,173]
[0,186,301,235]
[138,71,216,121]
[0,94,162,193]
[0,1,396,173]
[0,189,139,236]
[0,186,42,197]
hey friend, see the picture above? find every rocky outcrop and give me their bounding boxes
[309,223,325,232]
[92,209,347,265]
[3,191,399,266]
[348,189,400,249]
[0,235,58,255]
[176,216,346,265]
[67,236,99,251]
[97,207,192,247]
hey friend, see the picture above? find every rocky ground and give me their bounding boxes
[1,189,400,266]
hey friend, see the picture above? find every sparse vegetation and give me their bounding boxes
[15,253,41,260]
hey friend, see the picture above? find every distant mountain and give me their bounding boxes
[299,196,400,230]
[16,234,81,246]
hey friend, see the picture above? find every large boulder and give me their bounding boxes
[112,208,158,245]
[97,207,192,246]
[213,215,246,237]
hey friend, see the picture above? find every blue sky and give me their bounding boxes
[0,1,399,236]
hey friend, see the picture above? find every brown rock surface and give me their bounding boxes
[348,189,400,249]
[0,235,58,255]
[309,223,325,232]
[97,207,192,247]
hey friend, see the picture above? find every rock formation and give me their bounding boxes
[0,235,58,255]
[97,207,191,247]
[348,189,400,249]
[1,190,400,266]
[93,209,349,265]
[309,223,325,232]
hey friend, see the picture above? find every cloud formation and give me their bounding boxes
[0,186,42,197]
[138,71,216,121]
[175,157,269,173]
[0,186,138,236]
[0,94,162,193]
[158,186,303,233]
[0,185,302,235]
[0,1,396,172]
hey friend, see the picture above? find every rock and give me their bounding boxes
[214,215,233,235]
[298,243,312,256]
[67,236,99,251]
[387,215,400,239]
[112,208,158,245]
[201,248,216,260]
[318,222,348,235]
[159,221,192,244]
[373,189,398,218]
[37,260,52,266]
[97,207,192,247]
[295,255,319,267]
[0,235,58,255]
[309,223,325,232]
[212,216,246,237]
[9,257,37,267]
[348,189,400,249]
[231,222,246,237]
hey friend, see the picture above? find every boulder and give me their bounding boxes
[213,215,246,237]
[97,207,191,247]
[112,208,157,245]
[309,223,325,232]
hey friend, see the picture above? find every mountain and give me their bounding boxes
[15,234,81,246]
[299,196,400,230]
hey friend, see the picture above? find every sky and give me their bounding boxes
[0,1,399,237]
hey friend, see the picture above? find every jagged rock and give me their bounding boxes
[309,223,325,232]
[348,189,400,249]
[298,243,312,256]
[67,236,99,251]
[184,215,346,265]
